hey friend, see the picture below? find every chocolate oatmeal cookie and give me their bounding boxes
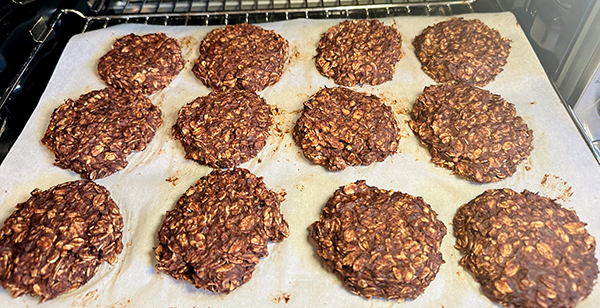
[311,181,446,301]
[192,23,289,92]
[172,90,272,168]
[98,32,185,95]
[155,168,289,294]
[454,188,598,308]
[413,18,511,86]
[409,83,533,183]
[293,87,399,171]
[42,87,163,180]
[316,19,403,86]
[0,180,124,302]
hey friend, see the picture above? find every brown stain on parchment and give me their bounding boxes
[456,271,465,282]
[378,92,410,115]
[179,35,199,59]
[271,291,291,304]
[524,157,533,171]
[272,106,290,139]
[275,187,286,196]
[265,106,293,160]
[152,92,166,108]
[286,45,305,71]
[386,97,411,139]
[71,289,98,307]
[165,176,179,186]
[290,46,302,61]
[393,104,410,116]
[540,174,573,203]
[108,298,131,308]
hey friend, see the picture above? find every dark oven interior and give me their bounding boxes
[0,0,596,164]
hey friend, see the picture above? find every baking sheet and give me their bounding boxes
[1,12,599,308]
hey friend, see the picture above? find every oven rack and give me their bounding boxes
[76,0,483,32]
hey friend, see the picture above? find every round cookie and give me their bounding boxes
[292,87,399,171]
[413,18,511,86]
[155,168,289,294]
[172,90,272,168]
[0,180,124,302]
[453,188,598,308]
[315,19,403,86]
[409,82,533,183]
[98,32,185,95]
[310,180,446,301]
[192,23,289,92]
[42,87,163,180]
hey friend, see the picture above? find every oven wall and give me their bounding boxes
[556,1,600,108]
[501,0,600,154]
[499,0,599,106]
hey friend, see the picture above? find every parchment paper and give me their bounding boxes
[0,12,599,308]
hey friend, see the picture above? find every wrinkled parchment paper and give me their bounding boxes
[0,12,599,308]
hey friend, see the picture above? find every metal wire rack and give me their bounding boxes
[73,0,491,32]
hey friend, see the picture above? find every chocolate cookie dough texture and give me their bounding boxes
[316,19,403,86]
[311,181,446,301]
[155,168,289,294]
[410,83,533,183]
[454,188,598,308]
[293,87,399,171]
[98,32,185,95]
[413,17,511,86]
[0,180,124,302]
[42,87,163,180]
[172,90,272,168]
[192,23,289,92]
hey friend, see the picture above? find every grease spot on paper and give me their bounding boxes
[108,298,131,308]
[166,176,179,186]
[179,35,199,59]
[271,291,291,304]
[72,289,98,307]
[540,174,573,203]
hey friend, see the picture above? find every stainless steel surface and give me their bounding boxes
[573,69,600,156]
[555,0,600,160]
[499,0,597,82]
[550,79,600,165]
[30,16,49,43]
[555,0,600,108]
